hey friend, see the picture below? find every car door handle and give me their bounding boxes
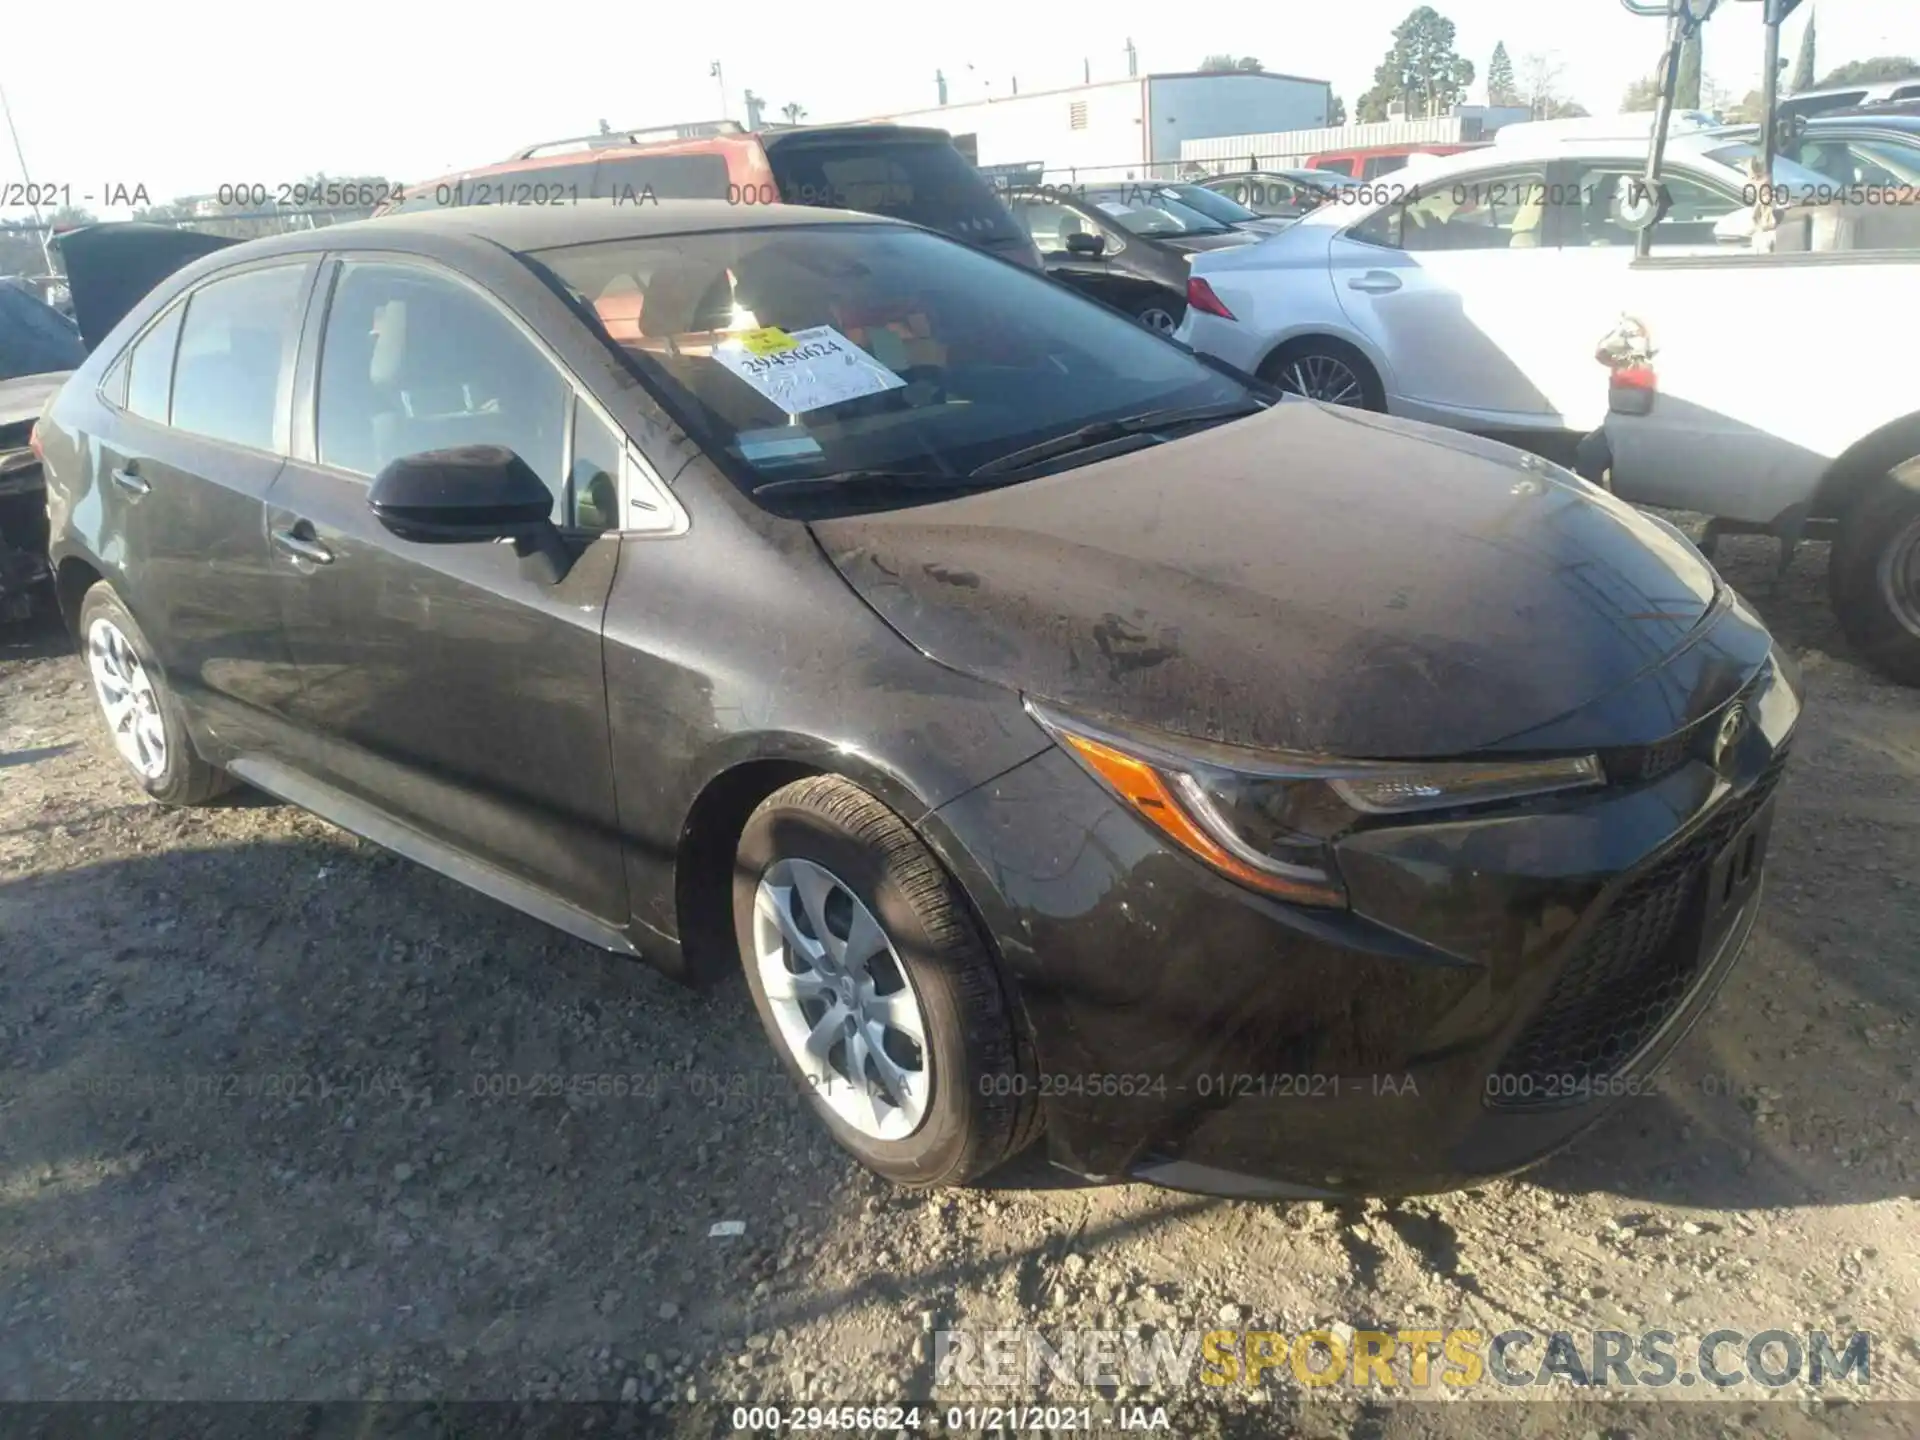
[271,524,334,565]
[1348,271,1403,294]
[109,463,151,496]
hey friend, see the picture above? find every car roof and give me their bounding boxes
[252,198,903,258]
[401,122,962,195]
[1803,110,1920,131]
[1285,134,1744,229]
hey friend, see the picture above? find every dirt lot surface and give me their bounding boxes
[2,534,1917,1438]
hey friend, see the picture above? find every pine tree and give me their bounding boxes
[1357,7,1478,122]
[1488,42,1518,106]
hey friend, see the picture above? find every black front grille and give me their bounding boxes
[1604,672,1768,786]
[1488,746,1790,1106]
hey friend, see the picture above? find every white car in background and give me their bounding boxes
[1173,120,1830,463]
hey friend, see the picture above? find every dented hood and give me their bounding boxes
[810,402,1726,758]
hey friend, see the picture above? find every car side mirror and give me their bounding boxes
[367,444,573,583]
[1065,231,1106,256]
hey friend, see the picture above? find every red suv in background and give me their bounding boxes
[377,121,1044,270]
[1304,142,1486,179]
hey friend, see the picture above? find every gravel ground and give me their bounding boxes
[1,532,1917,1437]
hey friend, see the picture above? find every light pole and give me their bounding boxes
[0,77,54,273]
[711,61,727,120]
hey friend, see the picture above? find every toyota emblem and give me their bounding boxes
[1712,703,1748,772]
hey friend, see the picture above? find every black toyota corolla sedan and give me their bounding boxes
[33,201,1798,1198]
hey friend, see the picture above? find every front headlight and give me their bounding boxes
[1026,700,1604,909]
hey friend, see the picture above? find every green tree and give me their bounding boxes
[1357,7,1476,123]
[130,198,199,226]
[1815,56,1919,87]
[1487,42,1518,106]
[781,102,808,124]
[1676,32,1703,109]
[1621,74,1663,111]
[1199,54,1264,73]
[1328,92,1348,126]
[1789,11,1817,93]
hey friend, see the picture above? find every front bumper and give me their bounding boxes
[928,624,1801,1199]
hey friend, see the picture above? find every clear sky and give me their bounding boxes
[2,0,1913,210]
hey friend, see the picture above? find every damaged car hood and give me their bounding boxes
[810,402,1726,758]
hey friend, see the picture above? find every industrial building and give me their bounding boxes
[865,71,1333,177]
[1178,107,1534,173]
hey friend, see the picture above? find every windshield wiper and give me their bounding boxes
[750,467,984,500]
[966,399,1268,482]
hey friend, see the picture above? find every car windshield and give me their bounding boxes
[528,223,1254,508]
[1162,184,1261,224]
[763,139,1030,250]
[1087,193,1233,237]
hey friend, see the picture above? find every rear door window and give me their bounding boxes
[124,303,185,423]
[170,264,307,451]
[765,139,1027,247]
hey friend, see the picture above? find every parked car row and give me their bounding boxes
[1172,111,1920,685]
[24,187,1803,1201]
[0,279,85,620]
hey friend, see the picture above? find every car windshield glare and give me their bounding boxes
[1699,143,1833,194]
[528,224,1250,503]
[1165,185,1260,224]
[1091,192,1232,235]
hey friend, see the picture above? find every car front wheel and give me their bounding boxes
[733,776,1040,1187]
[1830,458,1920,687]
[77,582,232,805]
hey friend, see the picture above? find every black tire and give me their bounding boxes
[76,582,233,805]
[1829,459,1920,688]
[1258,338,1386,411]
[732,775,1040,1188]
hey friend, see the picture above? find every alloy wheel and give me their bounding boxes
[1881,515,1920,640]
[1137,307,1179,334]
[86,617,168,779]
[1273,352,1367,407]
[753,857,931,1140]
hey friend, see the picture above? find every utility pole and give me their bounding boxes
[936,69,948,105]
[0,78,54,273]
[710,61,726,120]
[1125,38,1138,77]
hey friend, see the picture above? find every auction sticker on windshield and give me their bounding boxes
[714,325,906,414]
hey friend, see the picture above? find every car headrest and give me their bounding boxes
[368,299,408,386]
